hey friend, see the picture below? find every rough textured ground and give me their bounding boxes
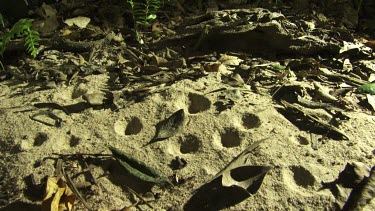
[0,70,375,210]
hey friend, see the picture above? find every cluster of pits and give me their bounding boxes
[113,92,264,154]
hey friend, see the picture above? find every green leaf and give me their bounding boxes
[108,146,169,184]
[0,13,4,27]
[358,83,375,94]
[128,0,161,29]
[147,14,157,20]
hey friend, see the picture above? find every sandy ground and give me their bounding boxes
[0,71,375,210]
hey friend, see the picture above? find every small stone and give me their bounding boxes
[83,93,105,105]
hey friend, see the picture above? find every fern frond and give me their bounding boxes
[11,19,33,37]
[0,61,4,71]
[0,13,4,28]
[129,0,161,28]
[0,18,40,58]
[24,29,40,58]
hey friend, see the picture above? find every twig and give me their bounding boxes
[125,186,154,209]
[62,166,92,211]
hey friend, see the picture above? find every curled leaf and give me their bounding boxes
[212,137,271,191]
[42,177,75,211]
[145,109,186,146]
[184,138,271,211]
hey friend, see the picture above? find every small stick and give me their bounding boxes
[125,186,154,209]
[62,166,92,211]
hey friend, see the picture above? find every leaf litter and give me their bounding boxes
[1,0,375,210]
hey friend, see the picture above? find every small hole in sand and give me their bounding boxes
[188,93,211,114]
[242,113,261,129]
[297,136,309,145]
[290,166,315,188]
[220,128,241,148]
[125,117,143,135]
[34,132,48,146]
[180,135,201,154]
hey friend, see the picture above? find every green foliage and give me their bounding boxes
[352,0,363,13]
[127,0,161,28]
[0,13,3,71]
[358,82,375,94]
[0,13,4,28]
[0,18,40,59]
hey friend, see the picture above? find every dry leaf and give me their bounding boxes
[203,63,221,72]
[343,166,375,210]
[64,16,91,29]
[366,94,375,110]
[145,109,186,145]
[212,138,271,192]
[150,54,168,66]
[42,177,76,211]
[364,40,375,50]
[219,54,243,66]
[184,138,271,211]
[222,73,245,87]
[38,3,59,34]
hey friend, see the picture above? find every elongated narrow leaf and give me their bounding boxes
[109,146,167,184]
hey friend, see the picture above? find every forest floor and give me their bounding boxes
[0,1,375,211]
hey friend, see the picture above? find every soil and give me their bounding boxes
[1,1,375,211]
[1,72,375,210]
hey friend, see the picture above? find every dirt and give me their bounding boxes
[1,1,375,211]
[0,69,374,210]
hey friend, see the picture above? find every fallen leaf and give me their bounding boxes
[366,94,375,110]
[222,73,245,87]
[364,40,375,50]
[145,109,186,145]
[38,3,59,34]
[219,54,243,66]
[342,58,353,72]
[64,16,91,29]
[211,138,271,192]
[357,83,375,94]
[42,177,76,211]
[109,146,169,184]
[203,63,222,72]
[343,166,375,211]
[184,138,271,210]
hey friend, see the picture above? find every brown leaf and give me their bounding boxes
[42,177,76,211]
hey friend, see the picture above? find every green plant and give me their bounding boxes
[0,18,40,60]
[352,0,363,13]
[0,13,4,71]
[0,13,4,28]
[127,0,161,29]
